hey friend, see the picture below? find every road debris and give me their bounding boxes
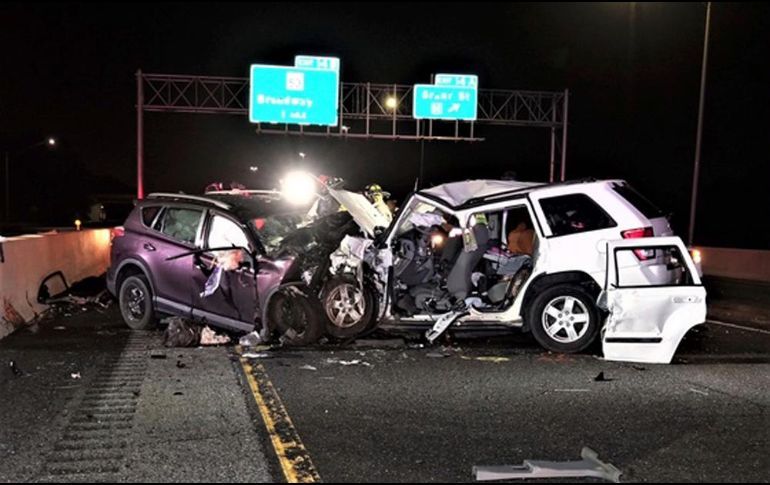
[9,360,23,376]
[176,360,187,369]
[461,355,510,364]
[200,325,231,346]
[594,372,614,382]
[150,351,167,359]
[690,388,709,396]
[299,365,318,371]
[553,389,590,393]
[242,352,271,359]
[426,352,451,358]
[239,330,263,347]
[326,358,373,367]
[473,447,622,483]
[163,317,202,347]
[70,372,81,379]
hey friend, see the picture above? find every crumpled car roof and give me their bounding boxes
[419,179,543,207]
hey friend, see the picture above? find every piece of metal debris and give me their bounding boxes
[242,352,271,359]
[70,372,81,379]
[426,352,450,358]
[473,447,622,483]
[594,371,614,382]
[239,330,263,347]
[326,358,372,367]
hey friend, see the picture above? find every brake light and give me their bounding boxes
[621,226,654,260]
[110,226,125,243]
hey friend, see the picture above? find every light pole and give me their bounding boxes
[3,137,57,223]
[688,2,712,246]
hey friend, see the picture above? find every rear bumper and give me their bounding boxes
[106,266,118,297]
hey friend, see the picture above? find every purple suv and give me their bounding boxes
[106,191,324,345]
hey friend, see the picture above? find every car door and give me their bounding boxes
[190,211,259,333]
[599,236,707,364]
[149,205,205,316]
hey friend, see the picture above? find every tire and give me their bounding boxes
[118,275,156,330]
[269,291,323,346]
[528,284,599,353]
[321,275,378,339]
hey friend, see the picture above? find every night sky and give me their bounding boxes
[2,2,768,248]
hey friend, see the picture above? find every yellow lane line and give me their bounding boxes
[238,347,320,483]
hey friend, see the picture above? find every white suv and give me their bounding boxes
[321,179,706,364]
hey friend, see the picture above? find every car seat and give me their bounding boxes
[446,223,490,300]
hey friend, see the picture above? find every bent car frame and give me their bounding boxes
[320,178,706,364]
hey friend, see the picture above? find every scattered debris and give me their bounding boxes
[70,372,81,379]
[426,352,450,358]
[326,358,372,367]
[239,330,263,347]
[242,352,271,359]
[475,356,510,364]
[473,447,622,483]
[9,360,23,377]
[200,326,231,346]
[594,372,614,382]
[299,365,318,371]
[460,355,510,364]
[163,317,202,348]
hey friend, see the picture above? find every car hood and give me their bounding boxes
[326,188,390,238]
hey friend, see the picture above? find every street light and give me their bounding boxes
[3,137,58,223]
[688,1,711,247]
[385,96,398,110]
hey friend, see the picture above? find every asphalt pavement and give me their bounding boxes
[1,299,768,483]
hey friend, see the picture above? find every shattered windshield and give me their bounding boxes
[251,213,305,256]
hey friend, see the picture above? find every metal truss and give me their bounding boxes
[135,70,570,198]
[138,72,567,140]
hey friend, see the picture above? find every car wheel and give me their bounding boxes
[118,275,156,330]
[269,291,323,346]
[322,275,378,339]
[528,284,599,353]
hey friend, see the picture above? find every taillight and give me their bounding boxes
[621,226,654,260]
[691,248,702,265]
[110,226,125,243]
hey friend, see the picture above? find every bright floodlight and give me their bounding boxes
[47,137,56,146]
[385,96,398,109]
[280,170,317,206]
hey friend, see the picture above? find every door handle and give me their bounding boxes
[143,243,156,251]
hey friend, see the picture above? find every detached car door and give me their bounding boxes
[190,211,259,333]
[600,236,706,364]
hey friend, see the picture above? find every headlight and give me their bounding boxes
[280,171,317,206]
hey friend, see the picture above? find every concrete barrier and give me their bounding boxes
[0,229,111,340]
[696,246,770,283]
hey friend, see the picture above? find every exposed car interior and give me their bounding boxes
[392,202,537,317]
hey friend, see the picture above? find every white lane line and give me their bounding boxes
[707,319,770,336]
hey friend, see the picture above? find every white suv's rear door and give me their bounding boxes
[600,236,707,364]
